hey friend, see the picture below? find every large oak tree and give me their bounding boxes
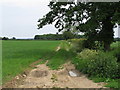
[37,1,120,50]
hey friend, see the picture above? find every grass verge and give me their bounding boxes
[89,77,119,88]
[47,49,76,70]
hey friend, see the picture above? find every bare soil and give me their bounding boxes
[2,60,42,88]
[14,61,106,88]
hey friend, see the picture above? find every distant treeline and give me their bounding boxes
[1,35,120,41]
[0,37,16,40]
[34,34,83,40]
[34,34,64,40]
[114,37,120,41]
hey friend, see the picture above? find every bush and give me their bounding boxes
[62,31,74,40]
[68,38,86,52]
[59,41,71,51]
[73,49,119,78]
[87,52,119,78]
[73,49,99,74]
[111,49,120,63]
[77,49,98,60]
[110,42,120,62]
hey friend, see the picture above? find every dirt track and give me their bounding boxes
[17,62,106,88]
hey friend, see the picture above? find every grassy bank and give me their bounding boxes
[71,41,120,88]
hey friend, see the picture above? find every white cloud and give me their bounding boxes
[0,0,119,38]
[0,0,50,8]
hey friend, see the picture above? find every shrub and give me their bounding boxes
[74,49,99,74]
[87,52,119,78]
[73,49,119,78]
[94,41,104,50]
[77,49,98,60]
[110,42,120,62]
[62,31,74,40]
[68,38,86,52]
[59,41,71,51]
[111,49,120,63]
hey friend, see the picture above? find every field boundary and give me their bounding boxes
[3,59,43,88]
[29,59,43,68]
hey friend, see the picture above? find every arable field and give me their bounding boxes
[2,40,119,88]
[2,40,60,84]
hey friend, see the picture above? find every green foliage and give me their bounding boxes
[72,49,98,73]
[114,38,120,42]
[94,41,104,50]
[34,34,64,40]
[51,74,58,82]
[87,52,119,78]
[34,34,83,40]
[2,37,9,40]
[105,79,120,88]
[59,41,71,51]
[77,49,98,60]
[12,37,16,40]
[89,77,119,88]
[59,39,86,52]
[68,38,86,52]
[47,49,75,70]
[62,31,74,40]
[38,2,120,51]
[72,49,119,78]
[89,77,107,83]
[110,41,120,62]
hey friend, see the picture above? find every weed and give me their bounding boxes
[51,74,58,82]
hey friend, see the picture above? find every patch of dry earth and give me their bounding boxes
[17,62,106,88]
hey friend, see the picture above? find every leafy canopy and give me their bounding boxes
[37,1,120,50]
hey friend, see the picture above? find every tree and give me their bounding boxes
[34,34,64,40]
[63,30,74,40]
[37,1,120,51]
[12,37,16,40]
[2,37,9,40]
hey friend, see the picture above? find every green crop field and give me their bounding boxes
[2,40,60,83]
[2,40,120,88]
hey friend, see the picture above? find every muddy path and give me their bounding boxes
[12,61,106,88]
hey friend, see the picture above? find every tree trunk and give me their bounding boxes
[103,42,110,51]
[99,16,114,51]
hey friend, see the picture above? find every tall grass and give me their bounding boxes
[47,49,75,70]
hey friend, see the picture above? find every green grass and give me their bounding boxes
[2,40,60,84]
[59,41,71,51]
[89,77,119,88]
[105,79,119,88]
[47,49,75,70]
[45,40,76,70]
[2,40,120,88]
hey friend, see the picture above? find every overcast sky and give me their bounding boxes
[0,0,119,39]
